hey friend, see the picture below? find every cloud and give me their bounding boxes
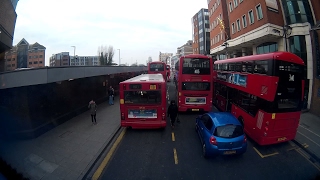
[13,0,207,65]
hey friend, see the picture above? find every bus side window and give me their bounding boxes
[254,60,268,74]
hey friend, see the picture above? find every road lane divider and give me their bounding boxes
[171,132,175,142]
[173,148,178,164]
[92,128,126,180]
[299,125,320,138]
[296,148,320,172]
[253,147,279,158]
[297,131,320,148]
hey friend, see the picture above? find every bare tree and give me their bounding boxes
[98,45,115,65]
[97,45,107,65]
[107,46,115,65]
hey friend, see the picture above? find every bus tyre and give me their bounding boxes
[238,117,244,127]
[202,143,209,159]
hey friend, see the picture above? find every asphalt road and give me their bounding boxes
[99,81,320,180]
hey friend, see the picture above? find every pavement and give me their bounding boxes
[0,97,122,180]
[1,95,320,180]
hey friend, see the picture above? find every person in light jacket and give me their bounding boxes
[88,100,97,125]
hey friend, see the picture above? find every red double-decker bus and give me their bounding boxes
[166,65,171,82]
[175,54,213,112]
[148,61,167,80]
[213,51,305,145]
[119,74,167,129]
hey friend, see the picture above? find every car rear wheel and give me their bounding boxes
[202,143,208,158]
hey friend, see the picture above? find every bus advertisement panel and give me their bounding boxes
[119,74,167,129]
[148,61,167,80]
[213,52,305,145]
[175,54,213,112]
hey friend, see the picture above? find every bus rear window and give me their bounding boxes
[124,91,161,104]
[149,64,164,71]
[182,58,210,74]
[182,82,210,91]
[214,125,244,138]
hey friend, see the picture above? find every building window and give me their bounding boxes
[231,23,235,34]
[229,2,233,12]
[29,62,32,64]
[34,61,38,64]
[248,10,254,24]
[281,0,314,26]
[29,56,32,59]
[40,55,43,58]
[39,61,42,64]
[234,0,238,8]
[242,15,247,28]
[239,0,243,3]
[236,19,241,31]
[256,4,263,20]
[256,42,278,54]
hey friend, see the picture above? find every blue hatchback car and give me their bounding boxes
[195,112,247,158]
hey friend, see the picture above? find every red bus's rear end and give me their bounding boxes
[176,54,213,112]
[148,61,167,80]
[119,74,167,129]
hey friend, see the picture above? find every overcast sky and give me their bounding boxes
[13,0,207,66]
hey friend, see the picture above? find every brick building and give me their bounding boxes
[0,0,18,72]
[4,38,46,71]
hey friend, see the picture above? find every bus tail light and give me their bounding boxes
[162,113,165,120]
[243,135,247,143]
[121,112,125,120]
[209,136,217,145]
[123,84,126,90]
[210,98,212,103]
[264,132,267,136]
[265,127,269,131]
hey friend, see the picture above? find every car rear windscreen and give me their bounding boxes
[214,125,244,138]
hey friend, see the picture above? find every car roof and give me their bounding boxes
[207,112,241,126]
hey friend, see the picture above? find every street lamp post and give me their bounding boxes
[272,25,292,51]
[222,42,229,59]
[117,49,120,65]
[71,46,76,63]
[282,25,292,52]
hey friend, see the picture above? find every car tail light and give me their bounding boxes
[209,136,217,145]
[243,135,247,143]
[121,112,125,120]
[162,113,165,120]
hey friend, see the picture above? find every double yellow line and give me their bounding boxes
[92,128,126,180]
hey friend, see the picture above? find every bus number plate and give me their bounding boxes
[277,137,287,141]
[192,109,199,111]
[150,85,156,90]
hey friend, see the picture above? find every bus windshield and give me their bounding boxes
[149,63,164,71]
[124,90,162,104]
[182,58,210,75]
[182,82,210,91]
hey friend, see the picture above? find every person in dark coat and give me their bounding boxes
[88,100,97,124]
[167,100,179,128]
[108,86,115,105]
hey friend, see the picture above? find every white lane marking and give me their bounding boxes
[299,124,320,138]
[297,131,320,148]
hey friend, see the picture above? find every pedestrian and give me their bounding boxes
[167,100,179,128]
[88,100,97,125]
[108,86,114,105]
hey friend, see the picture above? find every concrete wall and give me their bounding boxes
[0,67,146,139]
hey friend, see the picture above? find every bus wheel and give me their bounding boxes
[238,117,244,127]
